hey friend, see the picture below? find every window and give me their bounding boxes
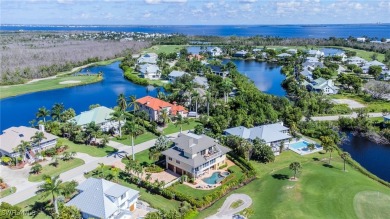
[168,157,172,161]
[201,150,205,155]
[121,193,126,200]
[176,160,180,164]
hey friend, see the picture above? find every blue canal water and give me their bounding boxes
[2,24,390,38]
[340,133,390,183]
[0,62,158,131]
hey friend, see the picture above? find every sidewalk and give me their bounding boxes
[304,112,383,121]
[0,132,181,205]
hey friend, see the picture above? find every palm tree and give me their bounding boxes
[127,95,139,115]
[36,107,50,123]
[145,173,152,182]
[192,91,200,114]
[51,155,59,167]
[289,162,302,179]
[320,136,336,165]
[37,175,63,215]
[111,167,120,183]
[205,91,212,117]
[31,163,43,174]
[98,163,105,178]
[341,152,351,172]
[14,140,31,162]
[124,121,143,160]
[31,131,46,150]
[160,108,170,127]
[221,78,234,103]
[101,135,110,147]
[51,103,65,121]
[110,107,126,138]
[307,143,316,151]
[62,151,76,161]
[175,114,189,133]
[85,122,101,144]
[117,93,127,111]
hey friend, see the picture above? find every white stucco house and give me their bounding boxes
[0,126,58,159]
[207,47,223,57]
[168,70,188,82]
[66,178,140,219]
[305,77,339,94]
[161,133,231,178]
[138,64,161,80]
[137,53,158,64]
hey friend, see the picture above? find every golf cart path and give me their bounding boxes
[206,194,252,219]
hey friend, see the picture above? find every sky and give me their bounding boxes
[1,0,390,25]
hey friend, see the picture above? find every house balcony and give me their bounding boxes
[203,150,221,161]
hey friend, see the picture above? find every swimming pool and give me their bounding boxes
[202,171,227,184]
[289,141,322,155]
[290,141,310,150]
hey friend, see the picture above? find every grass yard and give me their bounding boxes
[332,93,390,113]
[0,186,16,198]
[327,46,385,62]
[0,75,102,99]
[196,151,390,219]
[112,132,157,146]
[163,120,201,135]
[17,194,53,219]
[28,158,85,182]
[62,138,117,157]
[144,45,185,54]
[121,149,154,166]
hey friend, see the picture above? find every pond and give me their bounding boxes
[341,132,390,182]
[188,46,286,96]
[0,62,158,131]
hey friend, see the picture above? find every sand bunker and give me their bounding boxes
[59,80,81,84]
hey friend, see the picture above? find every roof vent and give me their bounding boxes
[19,134,24,137]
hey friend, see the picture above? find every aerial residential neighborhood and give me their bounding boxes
[1,1,390,219]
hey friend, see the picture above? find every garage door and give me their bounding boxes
[176,167,183,175]
[168,163,174,171]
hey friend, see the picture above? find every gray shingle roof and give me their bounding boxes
[162,133,231,167]
[224,123,291,143]
[66,178,139,219]
[169,70,187,78]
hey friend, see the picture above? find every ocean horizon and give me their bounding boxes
[1,24,390,38]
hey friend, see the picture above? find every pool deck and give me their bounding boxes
[184,160,234,190]
[288,139,323,155]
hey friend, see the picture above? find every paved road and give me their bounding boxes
[205,194,252,219]
[0,132,180,205]
[304,112,383,121]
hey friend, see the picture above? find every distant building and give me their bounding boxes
[346,56,367,66]
[187,54,204,61]
[233,50,248,58]
[276,53,292,59]
[305,77,339,94]
[138,64,161,80]
[286,49,298,54]
[224,123,291,153]
[0,126,58,159]
[136,96,188,121]
[207,65,229,78]
[137,53,158,64]
[300,68,313,81]
[361,60,388,73]
[161,133,231,178]
[168,70,188,82]
[207,47,223,57]
[69,106,120,132]
[193,76,209,88]
[356,37,366,42]
[307,50,324,58]
[379,70,390,81]
[66,178,139,219]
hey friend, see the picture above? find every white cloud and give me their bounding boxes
[205,2,215,9]
[143,12,152,18]
[144,0,187,4]
[239,0,257,3]
[57,0,73,4]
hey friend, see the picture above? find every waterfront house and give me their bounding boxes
[187,54,204,61]
[138,64,161,80]
[300,68,313,81]
[193,76,209,88]
[136,96,188,122]
[66,178,139,219]
[161,133,231,178]
[69,106,119,132]
[357,37,366,42]
[333,52,347,62]
[276,53,292,59]
[307,49,324,58]
[137,53,158,64]
[379,70,390,81]
[305,77,339,94]
[0,126,58,159]
[168,70,188,82]
[346,56,367,66]
[286,48,298,54]
[233,50,248,58]
[207,65,229,78]
[224,123,291,153]
[207,47,223,57]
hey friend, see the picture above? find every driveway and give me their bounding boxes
[0,132,181,205]
[206,194,252,219]
[304,112,383,121]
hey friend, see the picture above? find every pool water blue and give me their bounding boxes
[202,172,225,184]
[290,141,310,150]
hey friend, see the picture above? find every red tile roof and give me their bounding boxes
[136,96,187,115]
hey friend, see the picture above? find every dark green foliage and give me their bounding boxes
[0,202,23,219]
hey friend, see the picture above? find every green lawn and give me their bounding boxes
[163,120,201,135]
[28,158,85,182]
[0,187,16,198]
[0,75,102,99]
[62,138,117,157]
[112,132,157,146]
[328,46,385,62]
[143,45,185,54]
[196,151,390,219]
[332,93,390,113]
[17,194,52,219]
[121,149,154,167]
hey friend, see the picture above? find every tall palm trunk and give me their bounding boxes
[132,135,135,160]
[207,102,210,117]
[118,121,122,137]
[52,192,58,215]
[195,99,198,114]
